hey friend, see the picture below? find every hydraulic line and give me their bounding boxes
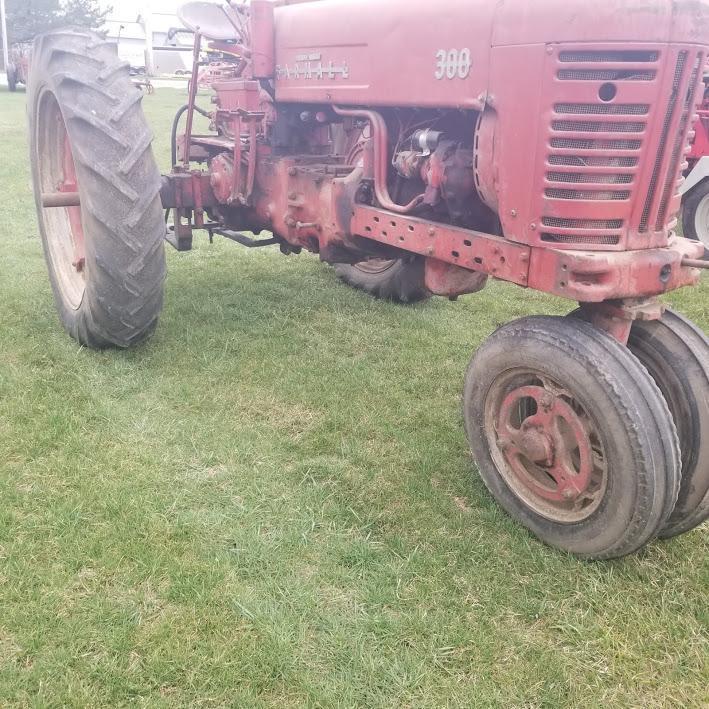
[170,103,212,168]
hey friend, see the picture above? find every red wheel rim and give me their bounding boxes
[485,371,608,523]
[36,89,86,309]
[59,125,85,275]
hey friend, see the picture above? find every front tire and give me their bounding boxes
[463,316,681,560]
[627,310,709,539]
[334,257,430,303]
[29,29,166,348]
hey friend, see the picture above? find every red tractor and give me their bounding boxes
[27,0,709,559]
[6,41,30,91]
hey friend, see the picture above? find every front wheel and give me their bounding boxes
[463,316,681,560]
[681,179,709,254]
[29,29,166,348]
[334,257,431,303]
[627,310,709,539]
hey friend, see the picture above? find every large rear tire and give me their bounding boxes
[463,316,681,560]
[334,257,430,303]
[29,29,166,349]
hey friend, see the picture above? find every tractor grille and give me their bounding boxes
[544,99,650,210]
[534,45,706,250]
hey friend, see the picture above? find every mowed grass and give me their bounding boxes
[0,85,708,708]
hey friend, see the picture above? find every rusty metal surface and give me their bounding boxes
[424,259,488,298]
[528,236,704,301]
[487,370,607,522]
[42,192,80,208]
[350,205,530,286]
[332,107,424,214]
[578,299,666,344]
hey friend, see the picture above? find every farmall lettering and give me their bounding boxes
[29,0,709,561]
[276,52,350,81]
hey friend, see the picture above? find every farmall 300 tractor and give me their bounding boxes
[28,0,709,559]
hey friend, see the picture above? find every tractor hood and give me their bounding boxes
[492,0,709,46]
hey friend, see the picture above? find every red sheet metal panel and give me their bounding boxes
[272,0,495,109]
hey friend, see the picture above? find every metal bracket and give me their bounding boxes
[165,208,194,251]
[213,229,279,248]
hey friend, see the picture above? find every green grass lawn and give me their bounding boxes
[0,85,707,708]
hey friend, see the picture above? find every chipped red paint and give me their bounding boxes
[60,127,84,273]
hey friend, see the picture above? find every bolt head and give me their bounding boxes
[540,393,554,409]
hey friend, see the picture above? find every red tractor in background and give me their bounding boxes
[681,59,709,252]
[5,42,30,91]
[27,0,709,560]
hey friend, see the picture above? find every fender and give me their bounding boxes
[681,156,709,196]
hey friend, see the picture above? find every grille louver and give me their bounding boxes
[541,51,658,247]
[558,51,659,63]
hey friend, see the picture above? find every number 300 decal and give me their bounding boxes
[434,48,472,80]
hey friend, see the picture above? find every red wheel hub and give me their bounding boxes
[57,124,85,273]
[496,384,594,504]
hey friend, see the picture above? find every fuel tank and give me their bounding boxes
[272,0,709,108]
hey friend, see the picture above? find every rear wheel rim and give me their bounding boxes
[693,191,709,248]
[484,368,608,523]
[36,89,86,310]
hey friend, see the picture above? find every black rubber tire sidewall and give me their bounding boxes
[628,310,709,538]
[569,307,709,539]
